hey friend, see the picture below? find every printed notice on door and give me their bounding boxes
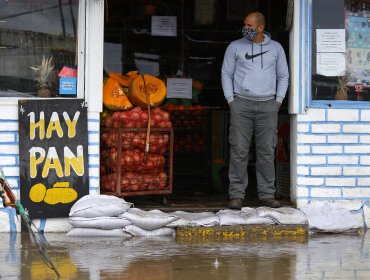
[317,29,346,53]
[317,52,346,76]
[151,16,177,37]
[166,78,192,99]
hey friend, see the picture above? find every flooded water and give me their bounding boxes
[0,231,369,280]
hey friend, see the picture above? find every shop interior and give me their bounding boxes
[101,0,291,210]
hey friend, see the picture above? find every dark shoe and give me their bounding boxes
[259,198,281,208]
[229,198,243,210]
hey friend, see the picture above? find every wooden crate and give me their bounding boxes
[100,127,173,196]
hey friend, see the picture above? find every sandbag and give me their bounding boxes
[167,211,219,227]
[66,228,133,237]
[68,216,132,230]
[120,208,178,231]
[216,208,275,226]
[69,195,132,218]
[299,202,363,232]
[255,207,308,225]
[123,225,175,237]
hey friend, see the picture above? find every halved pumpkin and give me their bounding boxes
[108,71,138,87]
[103,77,133,111]
[128,74,166,108]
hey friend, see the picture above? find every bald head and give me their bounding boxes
[246,12,265,26]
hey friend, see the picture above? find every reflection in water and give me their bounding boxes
[0,231,369,279]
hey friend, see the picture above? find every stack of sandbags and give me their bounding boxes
[299,202,361,232]
[167,211,219,227]
[67,195,133,237]
[256,207,308,225]
[121,208,178,237]
[216,208,275,226]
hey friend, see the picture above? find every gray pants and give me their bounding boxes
[228,97,279,201]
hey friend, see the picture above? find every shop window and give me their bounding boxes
[103,0,289,107]
[312,0,370,101]
[0,0,79,98]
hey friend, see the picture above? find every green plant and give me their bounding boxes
[29,55,54,96]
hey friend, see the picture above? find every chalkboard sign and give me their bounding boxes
[18,99,89,219]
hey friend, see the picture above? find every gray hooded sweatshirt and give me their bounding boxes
[221,33,289,104]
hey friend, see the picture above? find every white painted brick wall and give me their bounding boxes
[88,155,100,165]
[311,187,341,197]
[0,133,16,142]
[88,167,100,177]
[311,167,342,176]
[297,109,326,121]
[311,123,340,133]
[296,187,309,197]
[358,178,370,186]
[297,155,326,164]
[343,124,370,133]
[342,188,370,198]
[328,155,358,165]
[297,177,324,186]
[297,123,309,132]
[0,156,17,165]
[359,136,370,143]
[326,178,356,187]
[297,166,309,175]
[327,109,359,121]
[0,122,18,131]
[297,134,326,143]
[312,145,342,154]
[344,145,370,153]
[361,110,370,121]
[328,135,358,143]
[297,145,310,154]
[360,156,370,165]
[296,107,370,213]
[343,167,370,176]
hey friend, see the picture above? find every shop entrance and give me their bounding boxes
[101,0,291,209]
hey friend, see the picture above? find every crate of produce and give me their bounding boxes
[162,105,207,130]
[100,126,173,196]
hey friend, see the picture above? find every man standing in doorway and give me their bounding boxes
[221,12,289,209]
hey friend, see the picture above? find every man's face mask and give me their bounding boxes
[242,26,257,40]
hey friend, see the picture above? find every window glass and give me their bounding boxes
[312,0,370,101]
[0,0,79,98]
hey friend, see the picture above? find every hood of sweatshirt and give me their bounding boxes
[245,32,271,69]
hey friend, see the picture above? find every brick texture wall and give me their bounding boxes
[296,108,370,209]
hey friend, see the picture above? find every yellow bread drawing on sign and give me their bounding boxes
[29,183,47,202]
[29,181,78,205]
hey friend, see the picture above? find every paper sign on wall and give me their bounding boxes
[166,78,192,99]
[151,16,177,37]
[317,52,346,76]
[316,29,346,53]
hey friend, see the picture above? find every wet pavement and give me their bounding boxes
[0,231,369,279]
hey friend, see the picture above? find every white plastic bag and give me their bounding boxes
[123,225,175,237]
[69,195,132,218]
[256,207,308,225]
[217,208,275,226]
[120,208,178,231]
[167,211,219,227]
[68,216,132,229]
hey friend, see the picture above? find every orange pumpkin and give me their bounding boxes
[128,74,166,108]
[103,77,133,111]
[108,71,138,87]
